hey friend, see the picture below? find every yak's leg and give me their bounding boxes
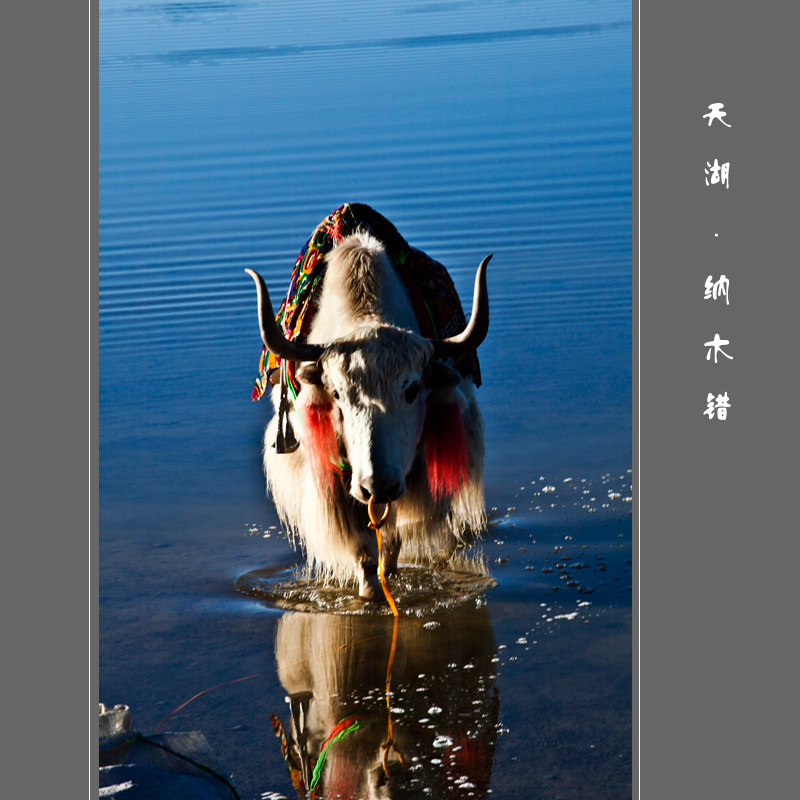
[380,533,402,578]
[350,503,383,602]
[360,533,401,601]
[357,558,383,602]
[360,506,401,600]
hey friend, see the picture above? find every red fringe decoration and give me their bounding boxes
[424,402,469,499]
[303,403,338,490]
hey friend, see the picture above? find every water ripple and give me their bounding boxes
[102,20,632,68]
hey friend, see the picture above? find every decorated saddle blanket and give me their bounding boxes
[252,202,481,400]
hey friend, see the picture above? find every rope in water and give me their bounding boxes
[307,616,403,794]
[381,614,404,776]
[367,498,405,775]
[367,497,398,617]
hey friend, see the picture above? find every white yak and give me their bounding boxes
[246,210,491,600]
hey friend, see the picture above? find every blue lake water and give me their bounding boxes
[99,1,632,797]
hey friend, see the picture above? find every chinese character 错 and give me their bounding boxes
[705,159,730,188]
[704,275,730,304]
[704,392,730,420]
[702,103,732,127]
[704,333,733,363]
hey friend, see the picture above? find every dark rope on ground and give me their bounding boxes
[132,732,242,800]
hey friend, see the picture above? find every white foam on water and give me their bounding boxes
[99,783,134,797]
[433,735,454,748]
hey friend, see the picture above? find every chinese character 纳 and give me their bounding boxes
[705,159,730,188]
[704,333,732,363]
[703,103,731,127]
[704,275,730,304]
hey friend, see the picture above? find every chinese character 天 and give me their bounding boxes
[704,392,731,420]
[702,103,731,127]
[704,274,730,304]
[705,159,730,188]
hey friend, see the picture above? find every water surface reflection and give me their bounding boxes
[271,603,498,798]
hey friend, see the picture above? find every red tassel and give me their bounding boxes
[303,403,338,489]
[424,402,469,499]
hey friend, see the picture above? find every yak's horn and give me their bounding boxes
[431,254,492,360]
[245,269,326,363]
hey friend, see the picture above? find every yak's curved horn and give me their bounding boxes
[431,254,492,361]
[245,269,326,363]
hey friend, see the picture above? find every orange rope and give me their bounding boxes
[381,615,404,775]
[367,497,398,617]
[367,498,404,774]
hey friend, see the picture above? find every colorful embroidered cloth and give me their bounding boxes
[252,203,481,400]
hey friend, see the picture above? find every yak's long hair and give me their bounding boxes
[261,230,486,588]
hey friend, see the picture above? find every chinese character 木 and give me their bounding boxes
[704,333,732,363]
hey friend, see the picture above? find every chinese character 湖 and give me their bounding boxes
[704,392,730,420]
[705,159,730,188]
[704,275,730,304]
[702,103,732,127]
[704,333,733,363]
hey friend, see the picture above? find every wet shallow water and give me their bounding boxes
[235,563,498,616]
[99,1,632,798]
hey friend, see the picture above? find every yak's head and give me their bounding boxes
[245,255,491,505]
[295,327,470,504]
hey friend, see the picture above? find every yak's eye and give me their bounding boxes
[332,389,340,401]
[405,381,420,404]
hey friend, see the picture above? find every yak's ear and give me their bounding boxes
[295,362,323,386]
[425,360,462,389]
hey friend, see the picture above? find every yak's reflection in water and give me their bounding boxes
[271,603,498,799]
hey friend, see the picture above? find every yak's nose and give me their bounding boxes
[359,474,405,504]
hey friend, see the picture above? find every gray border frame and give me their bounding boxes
[640,3,799,799]
[633,4,640,798]
[93,0,100,795]
[6,3,92,798]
